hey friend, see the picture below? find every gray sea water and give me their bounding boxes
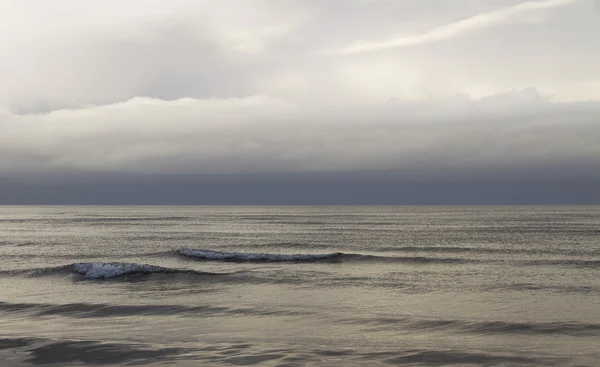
[0,206,599,366]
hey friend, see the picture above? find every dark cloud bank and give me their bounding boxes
[2,176,599,205]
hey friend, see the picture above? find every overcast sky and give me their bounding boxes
[1,0,599,204]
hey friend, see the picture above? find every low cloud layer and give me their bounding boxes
[2,90,599,182]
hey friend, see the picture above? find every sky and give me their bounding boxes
[1,0,599,204]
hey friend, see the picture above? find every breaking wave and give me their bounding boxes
[0,262,219,280]
[71,262,214,279]
[178,249,344,262]
[178,249,473,264]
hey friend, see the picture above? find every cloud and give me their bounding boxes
[0,0,599,193]
[2,90,599,182]
[0,1,310,113]
[329,0,580,54]
[1,0,598,109]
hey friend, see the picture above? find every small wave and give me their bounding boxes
[0,265,73,278]
[0,336,192,366]
[377,349,548,366]
[178,249,472,264]
[379,256,472,264]
[0,336,560,367]
[489,282,600,294]
[0,337,34,350]
[71,262,212,279]
[67,216,191,222]
[353,316,600,337]
[0,241,46,247]
[379,246,505,254]
[28,340,188,366]
[135,250,180,258]
[0,301,307,318]
[179,249,344,262]
[379,245,600,256]
[411,319,600,337]
[0,262,218,279]
[523,259,600,269]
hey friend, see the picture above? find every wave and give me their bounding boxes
[63,216,191,223]
[72,262,216,279]
[378,256,472,264]
[0,336,560,367]
[488,282,600,294]
[0,262,218,280]
[522,259,600,269]
[0,301,307,318]
[0,337,34,350]
[25,338,187,366]
[348,316,600,337]
[379,245,600,256]
[367,349,552,366]
[0,265,74,278]
[178,249,345,262]
[29,341,187,366]
[178,249,473,264]
[410,319,600,337]
[0,240,49,247]
[0,336,193,366]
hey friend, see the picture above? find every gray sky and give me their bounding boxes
[1,0,599,203]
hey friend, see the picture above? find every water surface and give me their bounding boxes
[1,206,599,366]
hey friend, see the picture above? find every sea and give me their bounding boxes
[0,206,598,367]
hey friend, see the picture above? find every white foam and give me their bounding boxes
[178,249,343,262]
[72,262,175,279]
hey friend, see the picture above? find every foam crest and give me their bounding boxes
[179,249,344,262]
[72,262,181,279]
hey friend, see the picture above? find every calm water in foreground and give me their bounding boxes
[0,206,599,367]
